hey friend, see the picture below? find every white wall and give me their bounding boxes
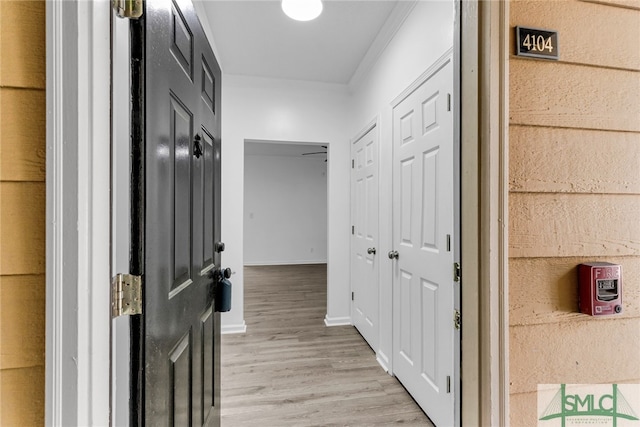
[348,0,455,369]
[244,152,327,265]
[221,76,352,332]
[220,1,455,337]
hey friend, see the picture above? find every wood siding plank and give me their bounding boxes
[509,392,538,427]
[0,275,45,370]
[0,88,46,181]
[510,193,640,258]
[510,60,640,132]
[0,2,46,425]
[510,256,640,326]
[0,366,45,426]
[0,182,45,275]
[510,319,640,394]
[510,126,640,194]
[511,0,640,70]
[0,1,46,89]
[510,0,640,423]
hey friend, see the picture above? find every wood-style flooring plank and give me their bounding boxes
[221,264,433,426]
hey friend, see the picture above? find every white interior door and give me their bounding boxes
[391,57,455,427]
[351,124,379,350]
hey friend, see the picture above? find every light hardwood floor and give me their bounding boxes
[221,264,433,426]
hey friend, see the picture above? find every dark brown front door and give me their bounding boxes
[130,0,222,425]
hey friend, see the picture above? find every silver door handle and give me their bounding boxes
[388,250,399,260]
[367,247,376,255]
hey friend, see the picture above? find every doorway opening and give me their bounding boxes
[243,140,329,313]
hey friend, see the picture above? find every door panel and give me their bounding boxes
[392,58,454,427]
[130,0,222,425]
[351,125,379,349]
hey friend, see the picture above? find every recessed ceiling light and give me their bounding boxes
[281,0,323,22]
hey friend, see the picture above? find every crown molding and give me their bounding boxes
[348,0,418,90]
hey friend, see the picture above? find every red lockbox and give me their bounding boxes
[578,262,623,316]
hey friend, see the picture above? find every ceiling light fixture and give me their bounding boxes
[281,0,323,22]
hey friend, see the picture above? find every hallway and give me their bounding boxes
[221,265,432,426]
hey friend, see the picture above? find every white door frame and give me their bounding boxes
[45,1,510,425]
[45,0,111,425]
[111,11,132,427]
[459,1,510,426]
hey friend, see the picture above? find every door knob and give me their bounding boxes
[388,250,399,260]
[367,247,376,255]
[209,267,231,282]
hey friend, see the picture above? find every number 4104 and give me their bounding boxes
[522,34,554,53]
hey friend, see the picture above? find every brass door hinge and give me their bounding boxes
[112,0,143,19]
[453,262,461,282]
[111,274,143,317]
[454,309,461,330]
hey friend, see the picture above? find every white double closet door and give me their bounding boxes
[351,55,456,427]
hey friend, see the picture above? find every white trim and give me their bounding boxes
[460,1,480,425]
[222,322,248,335]
[390,48,454,108]
[498,2,511,424]
[46,1,77,424]
[111,11,132,426]
[478,2,510,425]
[348,0,418,89]
[452,2,462,424]
[243,260,328,266]
[323,315,352,327]
[46,0,112,425]
[459,1,510,425]
[376,351,390,373]
[350,117,378,146]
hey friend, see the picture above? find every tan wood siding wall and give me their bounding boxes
[0,1,46,425]
[509,0,640,424]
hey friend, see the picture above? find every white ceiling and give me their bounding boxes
[201,0,404,84]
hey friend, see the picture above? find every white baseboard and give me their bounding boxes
[244,260,327,266]
[221,321,247,335]
[324,315,352,327]
[377,351,390,373]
